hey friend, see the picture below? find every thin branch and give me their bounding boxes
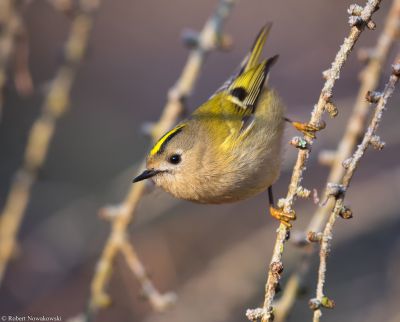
[47,0,75,14]
[274,1,400,320]
[246,1,382,321]
[0,0,100,285]
[0,0,21,121]
[84,0,237,320]
[13,22,33,96]
[311,55,400,322]
[119,241,177,311]
[309,0,400,234]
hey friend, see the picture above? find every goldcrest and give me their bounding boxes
[133,25,316,216]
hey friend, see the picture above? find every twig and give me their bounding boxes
[274,1,400,320]
[47,0,75,13]
[47,0,83,17]
[246,1,382,321]
[311,55,400,322]
[309,0,400,234]
[13,22,33,96]
[0,0,100,285]
[0,0,21,121]
[84,0,237,319]
[0,0,33,111]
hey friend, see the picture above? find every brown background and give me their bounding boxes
[1,1,400,321]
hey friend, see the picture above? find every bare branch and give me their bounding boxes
[0,0,100,285]
[273,1,400,320]
[0,0,22,121]
[312,55,400,322]
[84,0,238,320]
[13,22,33,96]
[246,1,383,321]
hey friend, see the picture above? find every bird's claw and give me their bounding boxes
[269,206,296,228]
[291,121,326,139]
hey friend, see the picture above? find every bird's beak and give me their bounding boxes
[132,169,161,183]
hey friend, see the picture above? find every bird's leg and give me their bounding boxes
[284,117,325,139]
[268,186,296,228]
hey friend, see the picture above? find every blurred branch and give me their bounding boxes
[47,0,82,17]
[0,0,99,285]
[0,0,22,121]
[83,0,238,320]
[246,1,382,321]
[47,0,75,13]
[311,55,400,321]
[274,1,400,320]
[13,22,33,96]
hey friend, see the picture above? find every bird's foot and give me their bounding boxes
[269,206,296,228]
[290,121,326,139]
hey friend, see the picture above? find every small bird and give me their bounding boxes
[133,25,321,227]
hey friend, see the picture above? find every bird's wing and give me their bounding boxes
[195,56,278,152]
[226,56,278,113]
[212,23,271,96]
[222,55,278,140]
[194,24,279,150]
[213,24,278,137]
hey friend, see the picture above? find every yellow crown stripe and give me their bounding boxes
[150,124,186,156]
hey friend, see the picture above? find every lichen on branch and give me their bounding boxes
[311,56,400,322]
[246,1,383,321]
[274,1,400,320]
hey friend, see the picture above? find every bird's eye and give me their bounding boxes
[169,154,181,164]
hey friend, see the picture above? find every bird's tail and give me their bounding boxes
[242,23,271,73]
[211,23,278,108]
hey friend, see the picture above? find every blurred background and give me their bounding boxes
[0,0,400,321]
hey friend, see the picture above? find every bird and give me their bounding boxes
[133,24,322,227]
